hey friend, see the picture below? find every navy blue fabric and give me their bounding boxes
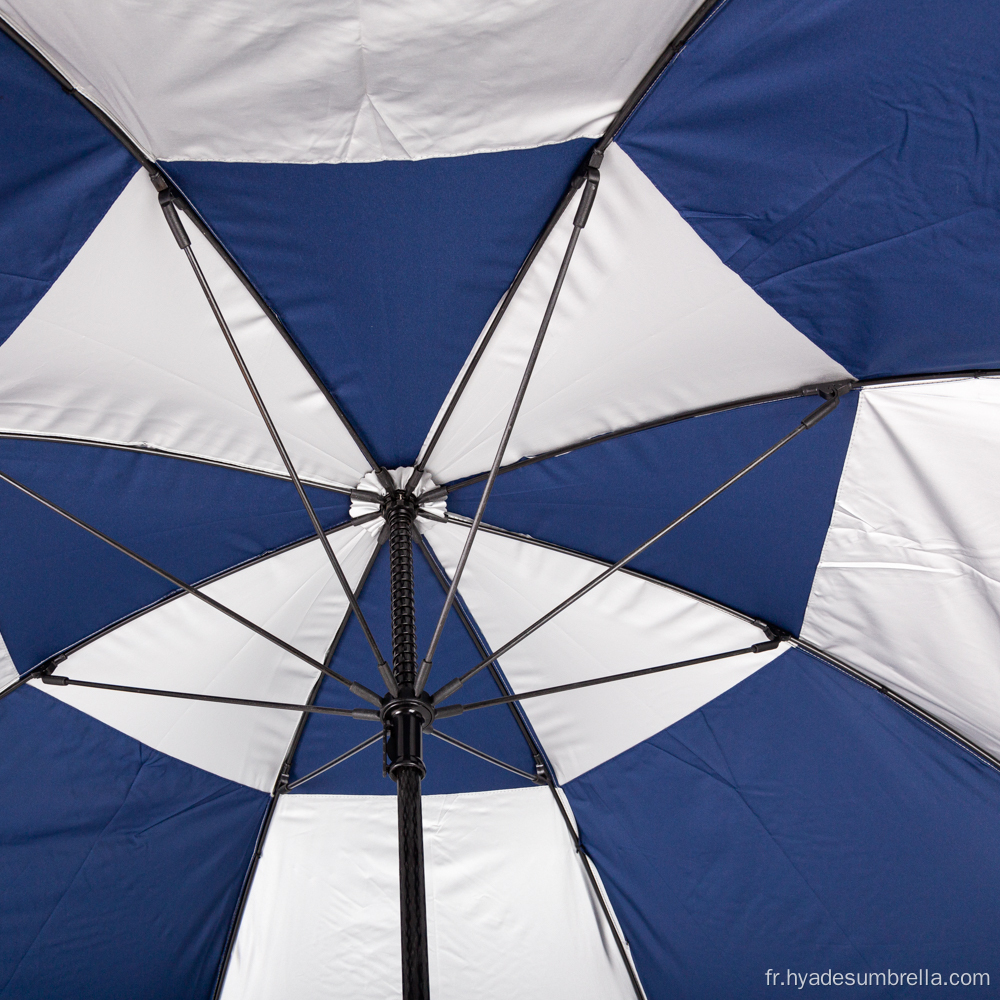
[618,0,1000,379]
[0,438,348,671]
[0,33,137,347]
[566,647,1000,999]
[291,541,537,794]
[450,393,857,635]
[0,685,266,999]
[165,140,591,467]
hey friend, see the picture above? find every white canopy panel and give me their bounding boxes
[0,171,370,489]
[0,628,16,692]
[33,524,376,791]
[421,143,852,484]
[423,521,783,783]
[801,377,1000,758]
[1,0,704,164]
[221,787,637,999]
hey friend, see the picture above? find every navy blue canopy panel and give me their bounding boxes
[448,392,860,636]
[617,0,1000,378]
[1,685,266,1000]
[0,437,349,671]
[0,0,998,997]
[567,648,1000,996]
[166,143,592,467]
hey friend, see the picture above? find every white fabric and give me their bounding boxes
[0,628,17,692]
[421,143,852,484]
[221,787,637,999]
[423,522,783,783]
[32,525,376,791]
[3,0,704,164]
[0,171,369,489]
[800,378,1000,758]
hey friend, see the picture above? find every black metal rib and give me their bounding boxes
[0,15,154,167]
[855,367,1000,389]
[0,431,354,494]
[166,216,389,679]
[209,539,385,1000]
[416,194,595,694]
[412,529,553,781]
[435,641,778,718]
[429,367,1000,500]
[0,467,381,705]
[431,394,841,704]
[285,732,383,791]
[0,666,45,703]
[547,785,646,999]
[426,728,544,785]
[40,674,381,719]
[415,177,600,676]
[208,793,279,1000]
[789,638,1000,774]
[594,0,729,151]
[432,383,833,500]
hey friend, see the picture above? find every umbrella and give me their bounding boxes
[1,0,998,997]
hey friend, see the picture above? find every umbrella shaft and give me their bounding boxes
[385,490,430,998]
[397,766,430,1000]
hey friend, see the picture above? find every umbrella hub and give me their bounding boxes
[349,466,446,535]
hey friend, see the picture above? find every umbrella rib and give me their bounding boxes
[38,673,382,719]
[547,783,646,999]
[428,367,1000,503]
[788,637,1000,774]
[431,391,844,704]
[284,732,384,791]
[427,382,846,502]
[0,669,44,704]
[159,198,393,691]
[211,793,280,1000]
[0,467,382,706]
[434,641,779,718]
[426,728,545,785]
[0,432,356,493]
[415,171,601,695]
[0,16,152,165]
[595,0,726,153]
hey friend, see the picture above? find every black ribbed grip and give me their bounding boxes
[383,490,430,999]
[387,493,418,689]
[397,766,430,1000]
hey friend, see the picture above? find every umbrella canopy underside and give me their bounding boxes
[0,0,998,997]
